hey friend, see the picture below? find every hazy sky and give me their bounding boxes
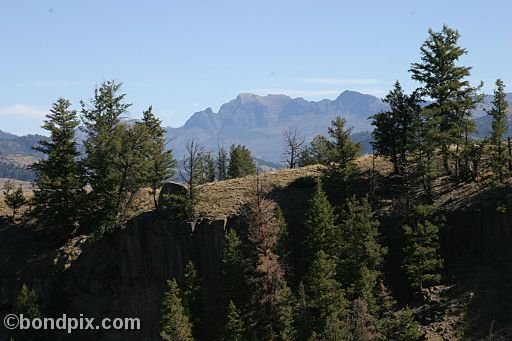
[1,0,510,135]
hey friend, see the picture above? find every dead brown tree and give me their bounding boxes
[282,127,305,169]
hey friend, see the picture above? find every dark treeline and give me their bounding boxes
[0,162,34,181]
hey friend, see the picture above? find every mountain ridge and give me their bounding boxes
[2,91,512,164]
[166,90,388,161]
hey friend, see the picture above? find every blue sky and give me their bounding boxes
[1,0,510,135]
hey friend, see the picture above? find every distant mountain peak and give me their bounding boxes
[235,92,292,105]
[167,90,387,161]
[237,92,258,101]
[336,89,377,102]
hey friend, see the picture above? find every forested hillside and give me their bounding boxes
[1,24,512,341]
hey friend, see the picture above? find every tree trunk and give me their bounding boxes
[508,137,512,172]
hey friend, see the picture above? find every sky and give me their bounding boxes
[0,0,511,135]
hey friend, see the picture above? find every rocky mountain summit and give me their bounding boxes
[166,90,387,161]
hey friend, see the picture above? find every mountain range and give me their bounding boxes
[166,90,387,162]
[1,90,512,167]
[165,90,512,162]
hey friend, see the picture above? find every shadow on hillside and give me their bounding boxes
[445,259,512,339]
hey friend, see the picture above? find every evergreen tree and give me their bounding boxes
[224,300,244,341]
[201,152,216,183]
[274,208,294,282]
[402,205,444,291]
[2,181,27,221]
[324,311,351,341]
[111,122,150,223]
[12,284,41,341]
[160,279,194,341]
[338,196,386,313]
[327,116,361,170]
[217,144,228,181]
[346,298,378,341]
[228,144,256,179]
[295,282,310,340]
[81,81,133,231]
[388,307,422,341]
[371,81,421,175]
[323,117,360,201]
[221,229,245,304]
[159,188,195,222]
[302,250,348,339]
[275,284,296,341]
[302,181,340,268]
[298,135,331,166]
[30,98,83,230]
[486,79,510,184]
[139,106,176,208]
[181,260,203,339]
[410,25,482,176]
[15,284,41,318]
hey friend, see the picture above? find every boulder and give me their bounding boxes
[157,182,190,218]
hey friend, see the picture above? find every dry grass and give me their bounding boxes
[355,155,394,176]
[0,154,38,167]
[0,178,33,216]
[0,156,395,219]
[196,165,323,218]
[196,156,393,218]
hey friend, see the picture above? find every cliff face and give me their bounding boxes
[116,212,228,284]
[52,212,235,340]
[443,205,512,260]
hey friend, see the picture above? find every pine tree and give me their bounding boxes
[81,81,133,231]
[12,284,41,341]
[274,208,294,282]
[302,250,348,338]
[324,311,351,341]
[200,152,216,183]
[217,144,228,181]
[224,300,244,341]
[389,306,422,341]
[327,116,361,167]
[139,106,176,208]
[110,122,150,223]
[298,135,331,166]
[302,181,340,268]
[346,298,378,341]
[181,260,203,338]
[221,229,245,304]
[228,144,256,179]
[295,282,311,340]
[376,280,398,338]
[410,25,482,176]
[486,79,510,184]
[402,205,444,291]
[160,279,194,341]
[275,284,296,341]
[30,98,83,230]
[323,116,360,201]
[338,196,386,312]
[371,81,421,175]
[2,181,27,221]
[15,284,41,318]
